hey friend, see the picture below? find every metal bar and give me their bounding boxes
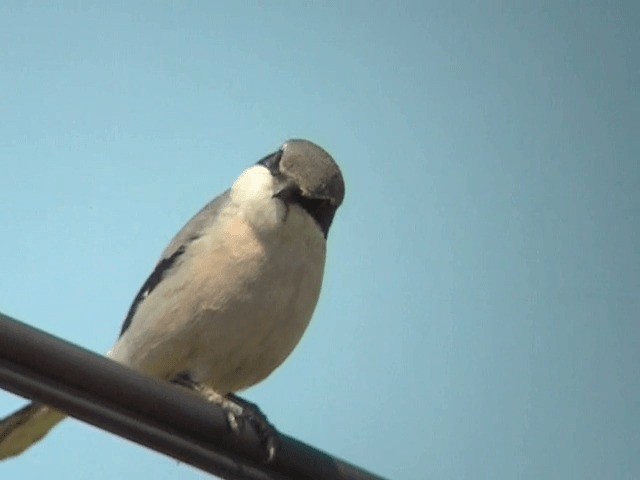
[0,312,387,480]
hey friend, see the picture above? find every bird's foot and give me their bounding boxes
[225,393,279,462]
[171,373,278,462]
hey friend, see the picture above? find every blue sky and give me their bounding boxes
[1,2,638,479]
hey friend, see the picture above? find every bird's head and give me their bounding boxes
[232,139,345,237]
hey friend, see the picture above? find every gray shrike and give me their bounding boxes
[0,139,345,460]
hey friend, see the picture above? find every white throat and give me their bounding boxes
[230,165,289,234]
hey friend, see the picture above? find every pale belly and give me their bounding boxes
[110,205,326,394]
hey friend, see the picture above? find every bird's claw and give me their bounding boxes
[224,394,279,463]
[171,374,279,462]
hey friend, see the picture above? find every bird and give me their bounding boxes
[0,139,345,461]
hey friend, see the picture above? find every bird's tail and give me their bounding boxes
[0,402,66,460]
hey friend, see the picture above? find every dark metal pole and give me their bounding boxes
[0,312,387,480]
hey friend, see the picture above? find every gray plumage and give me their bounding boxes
[0,139,344,460]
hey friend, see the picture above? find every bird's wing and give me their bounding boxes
[119,190,231,337]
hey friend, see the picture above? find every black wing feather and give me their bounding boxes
[118,191,231,338]
[119,245,186,337]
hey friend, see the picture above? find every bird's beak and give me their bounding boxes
[273,177,299,202]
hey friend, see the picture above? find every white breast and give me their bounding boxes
[110,197,327,394]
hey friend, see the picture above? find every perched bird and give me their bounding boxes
[0,139,345,460]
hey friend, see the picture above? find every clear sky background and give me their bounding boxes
[1,2,638,479]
